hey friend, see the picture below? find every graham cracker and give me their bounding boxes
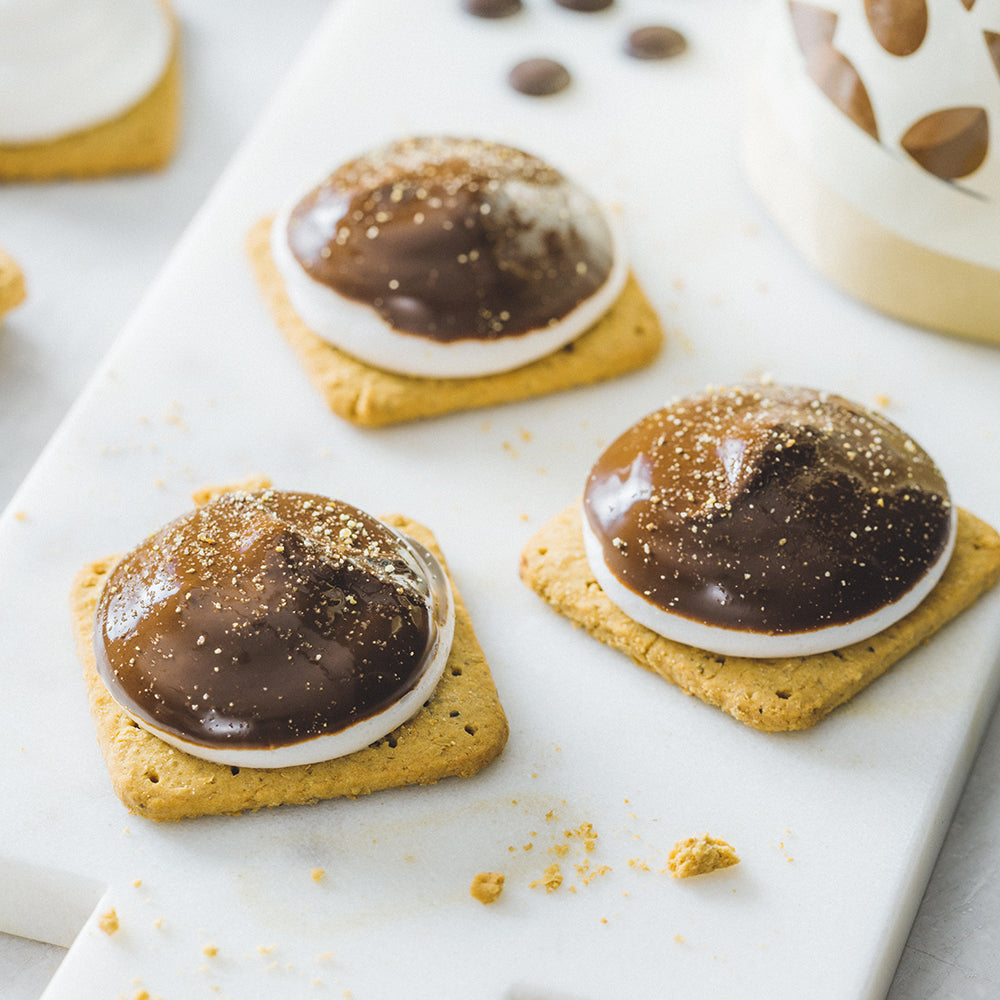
[0,6,180,182]
[520,503,1000,732]
[71,515,509,821]
[0,249,26,320]
[246,216,664,426]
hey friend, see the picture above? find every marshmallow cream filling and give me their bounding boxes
[582,507,957,658]
[269,156,628,379]
[0,0,172,143]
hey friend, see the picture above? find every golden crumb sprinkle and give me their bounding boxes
[202,944,218,957]
[311,868,325,882]
[530,863,563,893]
[470,871,505,904]
[98,908,119,935]
[191,475,273,508]
[667,834,740,879]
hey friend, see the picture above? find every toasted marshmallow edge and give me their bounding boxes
[581,506,958,659]
[269,203,629,379]
[0,0,173,144]
[115,532,456,769]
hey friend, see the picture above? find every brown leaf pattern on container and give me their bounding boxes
[787,0,996,188]
[865,0,928,56]
[900,107,989,179]
[986,30,1000,79]
[788,0,838,52]
[788,2,879,139]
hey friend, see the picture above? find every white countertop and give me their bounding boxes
[1,2,998,997]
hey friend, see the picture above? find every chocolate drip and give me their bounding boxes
[95,491,437,750]
[286,137,611,342]
[584,385,952,635]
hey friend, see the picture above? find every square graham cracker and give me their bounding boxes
[246,216,664,427]
[0,9,180,182]
[0,249,26,320]
[520,503,1000,732]
[70,515,509,821]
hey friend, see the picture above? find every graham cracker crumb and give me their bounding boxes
[530,863,563,893]
[98,908,119,935]
[470,871,505,904]
[575,860,612,885]
[667,834,740,879]
[191,475,272,508]
[311,868,325,882]
[202,944,218,957]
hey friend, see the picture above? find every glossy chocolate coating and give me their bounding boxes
[95,491,438,750]
[584,385,952,635]
[286,137,612,342]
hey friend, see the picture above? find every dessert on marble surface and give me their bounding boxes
[743,0,1000,345]
[521,383,1000,730]
[0,0,180,180]
[71,484,508,820]
[0,248,26,320]
[248,135,662,425]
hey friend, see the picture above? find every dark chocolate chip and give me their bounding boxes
[508,57,572,96]
[462,0,523,18]
[554,0,613,10]
[624,25,687,60]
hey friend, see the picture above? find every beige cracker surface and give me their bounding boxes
[520,503,1000,731]
[246,216,663,426]
[0,3,180,182]
[71,515,509,821]
[0,249,26,320]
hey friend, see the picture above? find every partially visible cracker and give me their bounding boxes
[246,216,663,427]
[0,7,180,182]
[71,516,508,821]
[667,834,739,878]
[520,503,1000,731]
[0,249,26,320]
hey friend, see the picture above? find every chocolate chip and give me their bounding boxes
[624,25,687,60]
[462,0,523,18]
[508,57,572,96]
[554,0,613,9]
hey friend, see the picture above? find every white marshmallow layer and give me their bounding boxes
[582,505,957,659]
[0,0,172,143]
